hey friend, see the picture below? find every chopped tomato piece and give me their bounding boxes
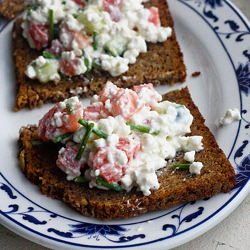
[148,7,160,26]
[91,136,139,183]
[73,0,87,8]
[99,81,119,103]
[111,89,139,119]
[48,39,63,55]
[116,137,140,162]
[28,22,49,50]
[83,102,110,121]
[133,83,162,107]
[74,32,91,49]
[59,57,82,77]
[38,98,83,141]
[56,145,86,180]
[60,26,90,50]
[92,148,123,183]
[103,0,123,22]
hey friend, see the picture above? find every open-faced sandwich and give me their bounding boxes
[13,0,186,110]
[19,82,236,220]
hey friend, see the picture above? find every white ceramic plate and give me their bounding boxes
[0,0,250,249]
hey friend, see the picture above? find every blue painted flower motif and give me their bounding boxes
[234,140,250,188]
[0,182,17,199]
[237,62,250,96]
[205,0,222,9]
[162,202,204,235]
[235,154,250,188]
[48,223,145,243]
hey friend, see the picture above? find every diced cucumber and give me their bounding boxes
[104,38,127,57]
[77,5,104,35]
[36,60,59,83]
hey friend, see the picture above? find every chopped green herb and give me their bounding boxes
[73,13,79,19]
[27,5,33,16]
[92,58,102,69]
[26,4,37,16]
[127,123,160,135]
[74,175,88,184]
[83,49,92,72]
[173,164,191,169]
[31,140,44,146]
[48,9,54,42]
[62,0,66,4]
[92,128,108,139]
[42,51,57,59]
[66,103,74,114]
[93,32,98,50]
[53,133,73,143]
[76,123,94,160]
[96,177,124,192]
[78,119,108,139]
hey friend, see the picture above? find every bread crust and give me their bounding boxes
[0,0,26,19]
[18,87,236,220]
[12,0,186,111]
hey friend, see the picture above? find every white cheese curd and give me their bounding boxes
[189,162,204,175]
[100,55,129,76]
[25,56,60,83]
[23,0,172,82]
[184,151,195,163]
[219,108,241,126]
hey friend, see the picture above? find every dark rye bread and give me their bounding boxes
[13,0,186,111]
[18,87,236,220]
[0,0,26,19]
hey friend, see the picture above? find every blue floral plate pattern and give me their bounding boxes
[0,1,249,249]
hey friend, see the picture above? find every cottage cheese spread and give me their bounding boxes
[38,82,204,195]
[219,108,241,126]
[22,0,172,83]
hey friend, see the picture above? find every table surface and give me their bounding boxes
[1,0,250,250]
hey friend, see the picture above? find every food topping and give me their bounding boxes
[22,0,172,82]
[38,82,204,195]
[219,108,241,126]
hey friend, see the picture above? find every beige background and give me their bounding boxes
[0,0,250,249]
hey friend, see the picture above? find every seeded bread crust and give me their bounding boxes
[12,0,186,111]
[18,87,236,220]
[0,0,26,19]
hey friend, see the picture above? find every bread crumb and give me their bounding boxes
[191,71,201,77]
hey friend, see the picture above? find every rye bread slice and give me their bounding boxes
[18,87,236,220]
[12,0,186,111]
[0,0,26,19]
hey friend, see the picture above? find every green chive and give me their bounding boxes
[173,164,191,169]
[75,123,94,160]
[127,123,160,135]
[78,119,108,139]
[42,51,57,59]
[31,140,44,146]
[93,32,98,50]
[96,177,124,192]
[27,5,32,16]
[74,175,88,184]
[48,9,54,42]
[27,4,38,16]
[83,49,92,72]
[66,103,74,114]
[53,133,73,143]
[92,129,108,139]
[92,58,102,69]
